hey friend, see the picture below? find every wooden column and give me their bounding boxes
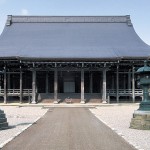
[80,68,85,103]
[132,66,135,102]
[4,66,7,104]
[116,65,119,103]
[102,68,107,103]
[90,72,93,93]
[46,72,49,93]
[54,68,58,103]
[20,67,23,103]
[31,70,36,104]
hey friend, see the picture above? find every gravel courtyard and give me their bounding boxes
[89,105,150,150]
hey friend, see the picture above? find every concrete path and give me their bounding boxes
[2,108,136,150]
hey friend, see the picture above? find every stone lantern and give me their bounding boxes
[130,61,150,130]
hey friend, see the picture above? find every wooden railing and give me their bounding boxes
[107,89,143,96]
[0,88,143,97]
[0,89,32,96]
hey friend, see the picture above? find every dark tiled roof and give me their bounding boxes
[0,15,150,60]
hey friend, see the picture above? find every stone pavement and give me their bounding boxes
[2,108,136,150]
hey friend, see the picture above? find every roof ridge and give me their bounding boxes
[6,15,132,26]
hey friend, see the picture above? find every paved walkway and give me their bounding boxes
[2,108,136,150]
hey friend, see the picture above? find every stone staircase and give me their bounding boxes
[0,109,8,130]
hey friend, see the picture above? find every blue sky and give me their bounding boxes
[0,0,150,45]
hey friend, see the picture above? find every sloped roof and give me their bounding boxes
[0,15,150,60]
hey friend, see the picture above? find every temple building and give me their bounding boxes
[0,15,150,104]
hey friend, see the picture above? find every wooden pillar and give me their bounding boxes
[90,72,93,93]
[31,70,36,104]
[132,66,135,102]
[116,65,119,103]
[20,67,23,103]
[128,70,131,89]
[4,66,7,104]
[80,68,85,103]
[102,68,107,103]
[54,68,58,103]
[46,72,49,93]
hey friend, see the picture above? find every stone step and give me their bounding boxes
[0,110,4,113]
[0,109,9,130]
[0,118,7,123]
[0,122,8,130]
[0,113,6,118]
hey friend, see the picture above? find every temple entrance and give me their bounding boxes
[63,71,75,93]
[64,82,75,93]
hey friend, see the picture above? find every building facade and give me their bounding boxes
[0,15,150,103]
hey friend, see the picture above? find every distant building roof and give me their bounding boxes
[0,15,150,60]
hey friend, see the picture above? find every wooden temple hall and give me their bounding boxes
[0,15,150,104]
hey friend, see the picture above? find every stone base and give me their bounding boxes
[53,101,58,104]
[0,109,8,130]
[138,101,150,111]
[80,101,85,104]
[31,101,37,104]
[130,111,150,130]
[102,100,107,104]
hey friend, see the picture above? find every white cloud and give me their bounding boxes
[21,9,29,15]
